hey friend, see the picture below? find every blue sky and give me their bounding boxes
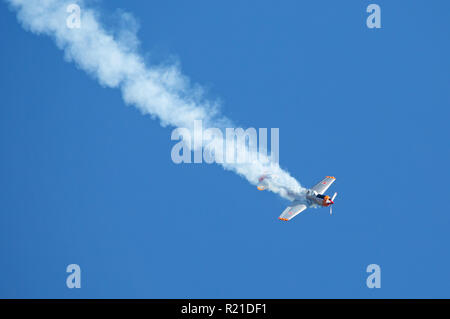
[1,0,449,298]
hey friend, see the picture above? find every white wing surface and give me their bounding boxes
[278,202,308,221]
[311,176,336,195]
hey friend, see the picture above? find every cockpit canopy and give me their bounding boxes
[307,189,317,196]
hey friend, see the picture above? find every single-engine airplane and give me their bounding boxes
[258,175,337,221]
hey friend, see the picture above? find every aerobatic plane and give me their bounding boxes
[258,175,337,221]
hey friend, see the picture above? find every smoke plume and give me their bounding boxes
[6,0,305,200]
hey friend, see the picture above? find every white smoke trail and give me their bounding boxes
[6,0,305,200]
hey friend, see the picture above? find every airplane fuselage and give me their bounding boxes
[305,189,333,207]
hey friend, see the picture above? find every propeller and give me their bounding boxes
[330,192,337,215]
[331,192,338,201]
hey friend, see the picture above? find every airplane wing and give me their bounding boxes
[278,202,307,221]
[311,176,336,195]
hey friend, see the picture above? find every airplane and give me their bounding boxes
[257,175,337,221]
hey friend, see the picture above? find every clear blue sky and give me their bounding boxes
[1,0,449,298]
